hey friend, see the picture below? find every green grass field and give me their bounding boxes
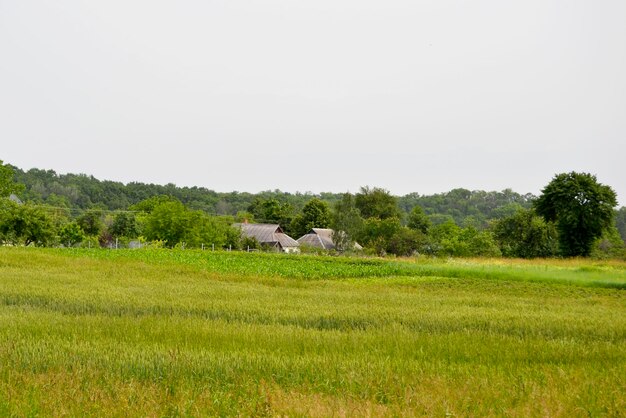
[0,248,625,417]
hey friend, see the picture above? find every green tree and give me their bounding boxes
[355,186,401,220]
[615,207,626,244]
[591,225,626,259]
[0,201,56,246]
[76,209,104,237]
[143,201,189,247]
[143,201,232,248]
[356,217,402,256]
[247,198,294,230]
[59,222,85,247]
[130,195,180,213]
[290,198,332,238]
[387,227,427,257]
[0,160,24,198]
[492,209,559,258]
[109,212,138,238]
[534,172,617,256]
[428,221,500,257]
[331,193,364,252]
[407,205,431,233]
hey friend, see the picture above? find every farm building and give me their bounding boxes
[297,228,363,251]
[233,223,300,253]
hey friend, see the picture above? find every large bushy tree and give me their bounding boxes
[59,222,85,247]
[76,209,104,237]
[407,205,431,233]
[109,211,138,238]
[428,221,500,257]
[290,198,331,238]
[534,172,617,256]
[247,198,294,230]
[0,200,56,246]
[0,160,24,198]
[492,209,558,258]
[142,200,235,248]
[355,187,401,220]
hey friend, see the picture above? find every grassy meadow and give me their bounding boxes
[0,248,625,416]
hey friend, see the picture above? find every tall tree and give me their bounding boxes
[355,186,401,220]
[407,205,431,233]
[0,160,24,198]
[247,198,294,230]
[290,198,332,238]
[331,193,363,252]
[109,211,139,238]
[534,172,617,256]
[76,209,104,237]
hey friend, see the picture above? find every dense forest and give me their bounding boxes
[11,166,536,226]
[2,162,626,258]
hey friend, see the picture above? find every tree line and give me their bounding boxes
[1,160,625,258]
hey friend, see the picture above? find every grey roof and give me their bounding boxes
[297,228,362,250]
[233,223,299,248]
[297,228,335,249]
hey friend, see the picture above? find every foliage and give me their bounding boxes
[0,200,56,246]
[11,163,542,233]
[399,188,534,228]
[142,201,191,246]
[109,211,139,238]
[616,207,626,244]
[591,226,626,259]
[247,197,294,231]
[76,209,104,236]
[331,193,364,252]
[59,222,85,247]
[80,235,100,249]
[386,227,427,257]
[492,209,559,258]
[290,198,332,238]
[354,186,401,220]
[6,162,625,260]
[407,205,431,233]
[142,201,234,248]
[429,221,500,257]
[0,160,24,198]
[356,217,402,256]
[535,172,617,256]
[129,195,181,213]
[240,235,261,251]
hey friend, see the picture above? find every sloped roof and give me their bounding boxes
[298,228,335,249]
[274,232,300,248]
[297,228,362,250]
[233,223,299,248]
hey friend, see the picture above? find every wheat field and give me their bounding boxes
[0,248,624,416]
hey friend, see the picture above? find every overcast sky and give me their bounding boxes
[1,1,624,205]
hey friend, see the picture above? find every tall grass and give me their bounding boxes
[0,247,624,416]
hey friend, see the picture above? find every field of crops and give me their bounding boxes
[0,247,625,416]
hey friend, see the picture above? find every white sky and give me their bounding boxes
[1,1,625,205]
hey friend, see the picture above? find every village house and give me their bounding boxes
[233,223,300,253]
[297,228,362,251]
